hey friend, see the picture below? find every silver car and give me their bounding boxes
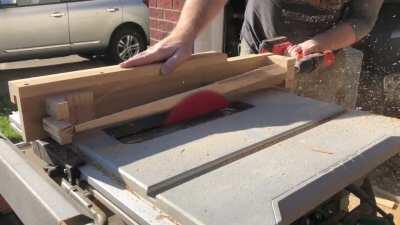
[0,0,149,63]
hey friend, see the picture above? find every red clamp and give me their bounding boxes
[323,50,335,67]
[259,37,337,73]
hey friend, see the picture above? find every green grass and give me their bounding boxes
[0,95,22,143]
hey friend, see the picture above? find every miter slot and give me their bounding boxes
[105,102,254,144]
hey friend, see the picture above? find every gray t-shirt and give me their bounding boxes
[241,0,383,53]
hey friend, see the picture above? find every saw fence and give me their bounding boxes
[8,52,295,145]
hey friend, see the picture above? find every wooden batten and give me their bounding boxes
[43,118,73,145]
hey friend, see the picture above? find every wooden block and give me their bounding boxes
[67,91,95,124]
[46,91,94,124]
[266,54,296,90]
[46,96,70,121]
[64,91,95,124]
[376,197,397,209]
[9,52,293,142]
[43,117,73,145]
[75,64,286,133]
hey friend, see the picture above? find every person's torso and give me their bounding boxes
[241,0,351,52]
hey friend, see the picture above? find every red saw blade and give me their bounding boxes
[164,90,230,126]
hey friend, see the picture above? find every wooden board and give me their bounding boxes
[9,52,294,141]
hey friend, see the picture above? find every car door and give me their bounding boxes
[0,0,70,61]
[67,0,123,52]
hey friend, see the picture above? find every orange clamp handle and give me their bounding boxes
[323,50,335,67]
[271,41,293,55]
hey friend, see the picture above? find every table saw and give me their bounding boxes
[1,53,400,225]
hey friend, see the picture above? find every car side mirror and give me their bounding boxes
[0,0,17,7]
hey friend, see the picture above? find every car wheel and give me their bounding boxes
[107,27,147,64]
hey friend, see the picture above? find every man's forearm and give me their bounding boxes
[309,0,383,52]
[311,23,357,52]
[171,0,227,41]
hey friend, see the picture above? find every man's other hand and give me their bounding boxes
[120,34,194,75]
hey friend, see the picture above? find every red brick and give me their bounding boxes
[149,19,176,33]
[150,29,168,40]
[150,29,163,40]
[149,0,156,7]
[163,31,171,38]
[157,0,172,9]
[150,38,159,46]
[158,20,176,32]
[150,0,182,41]
[164,10,180,22]
[149,8,163,18]
[149,18,158,30]
[173,0,184,10]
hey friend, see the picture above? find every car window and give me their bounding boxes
[16,0,62,6]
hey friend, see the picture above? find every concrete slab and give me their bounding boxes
[156,112,400,225]
[75,89,343,197]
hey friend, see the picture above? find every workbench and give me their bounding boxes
[72,89,400,225]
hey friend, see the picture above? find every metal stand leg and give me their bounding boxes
[345,178,395,225]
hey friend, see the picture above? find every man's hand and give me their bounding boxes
[119,0,226,74]
[120,34,194,75]
[287,21,359,59]
[286,39,322,59]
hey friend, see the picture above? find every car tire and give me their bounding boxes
[106,26,147,64]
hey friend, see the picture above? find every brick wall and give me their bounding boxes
[149,0,184,45]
